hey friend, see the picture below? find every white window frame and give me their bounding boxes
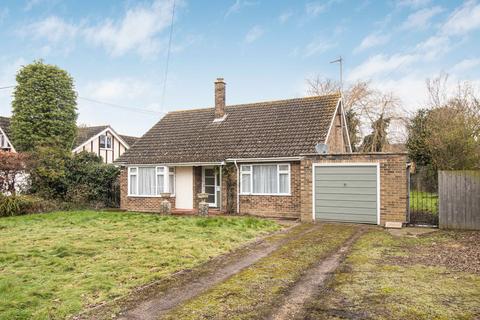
[128,166,175,197]
[240,163,291,196]
[99,135,112,150]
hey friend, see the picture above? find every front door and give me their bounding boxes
[202,167,219,207]
[176,166,193,209]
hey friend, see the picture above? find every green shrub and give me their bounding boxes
[0,194,59,217]
[0,195,21,216]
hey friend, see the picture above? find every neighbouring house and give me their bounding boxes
[0,117,137,163]
[73,125,138,163]
[116,78,408,225]
[0,116,15,152]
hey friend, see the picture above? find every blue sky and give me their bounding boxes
[0,0,479,136]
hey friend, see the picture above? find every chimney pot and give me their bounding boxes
[214,78,226,120]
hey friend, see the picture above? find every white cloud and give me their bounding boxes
[22,0,181,58]
[354,33,390,53]
[451,58,480,73]
[84,78,155,102]
[442,0,480,35]
[278,11,293,24]
[244,25,264,43]
[415,34,451,60]
[78,77,162,136]
[397,0,431,9]
[84,0,176,58]
[303,37,335,57]
[26,16,78,42]
[348,53,418,81]
[225,0,257,18]
[401,6,444,30]
[305,2,326,16]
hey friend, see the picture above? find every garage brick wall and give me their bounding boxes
[300,153,408,225]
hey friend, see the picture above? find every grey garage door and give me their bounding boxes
[314,165,378,224]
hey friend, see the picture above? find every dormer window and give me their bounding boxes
[99,135,112,149]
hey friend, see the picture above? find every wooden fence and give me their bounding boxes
[439,170,480,230]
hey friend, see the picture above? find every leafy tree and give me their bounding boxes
[11,60,78,152]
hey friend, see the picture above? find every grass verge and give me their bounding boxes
[0,211,280,320]
[298,229,480,320]
[162,223,358,320]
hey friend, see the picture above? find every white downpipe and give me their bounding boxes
[234,160,240,214]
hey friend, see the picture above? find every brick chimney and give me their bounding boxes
[214,78,226,120]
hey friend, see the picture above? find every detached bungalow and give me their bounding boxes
[117,78,408,225]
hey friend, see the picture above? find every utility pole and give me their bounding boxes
[330,56,343,93]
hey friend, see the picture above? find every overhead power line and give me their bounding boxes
[78,97,163,115]
[0,84,161,116]
[160,0,176,113]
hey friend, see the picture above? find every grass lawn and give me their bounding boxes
[163,224,358,320]
[298,229,480,320]
[0,211,280,320]
[410,190,438,214]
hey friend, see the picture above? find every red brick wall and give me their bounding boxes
[119,168,176,212]
[120,153,407,225]
[300,153,408,225]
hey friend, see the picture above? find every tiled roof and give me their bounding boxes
[117,94,340,164]
[120,135,139,147]
[0,116,11,137]
[75,126,109,149]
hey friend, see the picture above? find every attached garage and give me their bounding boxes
[313,163,379,224]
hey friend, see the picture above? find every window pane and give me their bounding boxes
[106,136,112,148]
[156,174,165,194]
[279,173,289,194]
[129,175,137,195]
[169,174,175,194]
[99,135,106,148]
[138,167,156,195]
[207,194,215,203]
[205,177,215,186]
[241,173,251,193]
[253,165,278,194]
[130,167,137,174]
[169,167,175,173]
[205,186,215,195]
[241,165,251,172]
[157,167,165,173]
[279,164,289,172]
